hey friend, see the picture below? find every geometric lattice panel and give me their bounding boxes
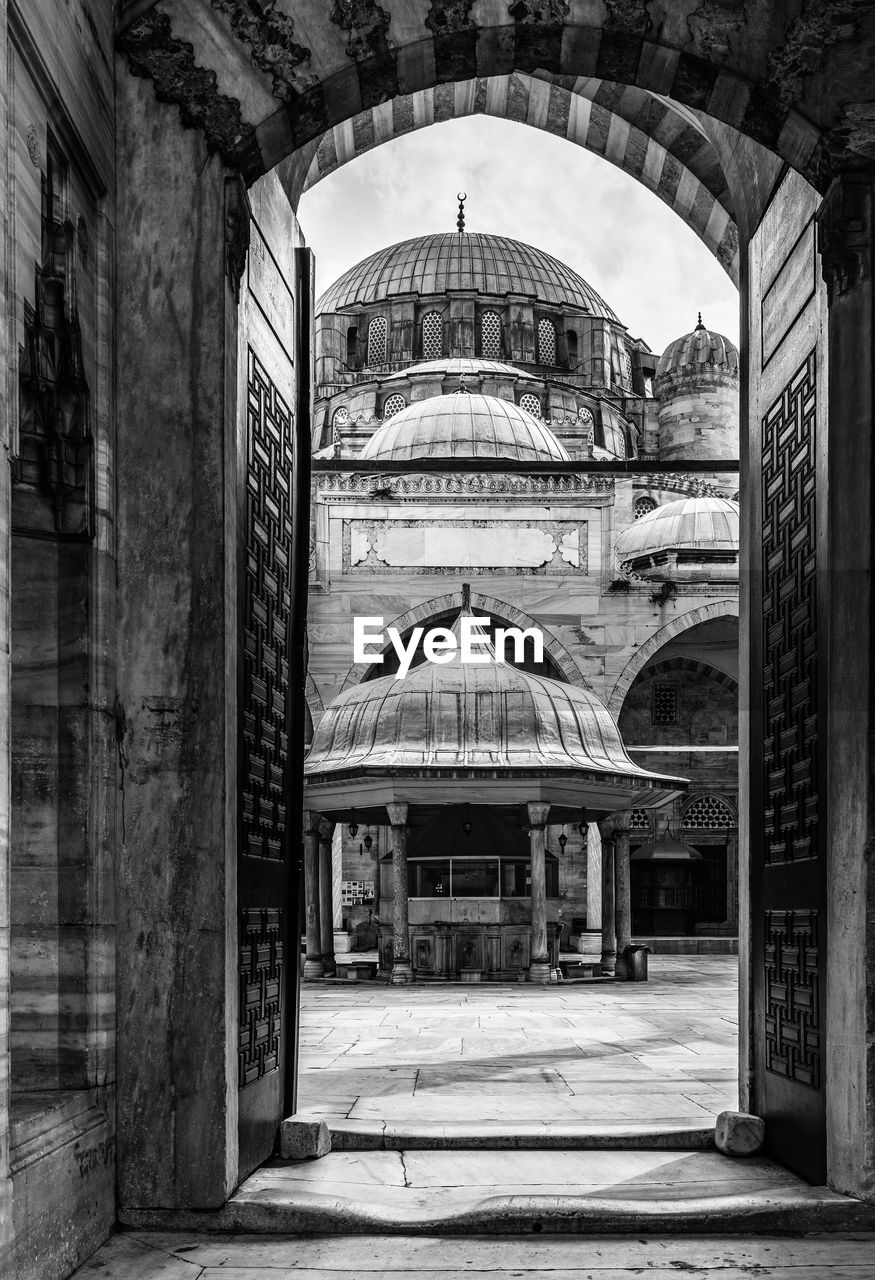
[422,311,443,359]
[761,352,818,864]
[538,318,556,364]
[243,350,293,864]
[682,794,736,830]
[481,311,501,358]
[764,908,821,1088]
[239,907,284,1087]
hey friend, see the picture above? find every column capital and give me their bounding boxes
[817,170,874,301]
[386,801,409,826]
[303,809,321,836]
[598,816,615,838]
[610,810,632,834]
[527,801,550,828]
[317,816,335,843]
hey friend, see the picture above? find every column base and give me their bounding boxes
[321,955,337,977]
[390,961,414,984]
[601,951,616,976]
[303,957,325,980]
[527,960,552,984]
[614,951,630,979]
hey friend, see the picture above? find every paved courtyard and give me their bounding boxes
[297,956,738,1130]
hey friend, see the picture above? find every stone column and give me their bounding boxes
[527,802,552,983]
[302,813,323,980]
[586,821,602,930]
[599,819,617,975]
[317,818,336,976]
[387,803,413,984]
[613,812,633,979]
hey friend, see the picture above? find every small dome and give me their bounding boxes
[305,638,677,789]
[656,318,738,379]
[359,391,571,463]
[317,232,619,319]
[385,357,536,382]
[616,497,739,569]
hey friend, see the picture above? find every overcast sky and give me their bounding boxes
[296,115,739,358]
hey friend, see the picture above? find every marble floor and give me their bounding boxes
[73,1231,875,1277]
[297,956,739,1129]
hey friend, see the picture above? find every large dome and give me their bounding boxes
[359,391,571,463]
[616,497,739,570]
[317,232,619,319]
[657,318,739,378]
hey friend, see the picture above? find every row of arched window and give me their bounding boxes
[352,313,579,368]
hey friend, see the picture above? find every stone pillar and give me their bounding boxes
[302,813,323,980]
[387,803,413,984]
[527,802,551,983]
[613,812,633,979]
[599,819,617,975]
[586,821,602,930]
[317,818,335,976]
[818,170,875,1199]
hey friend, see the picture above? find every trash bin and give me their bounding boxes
[624,944,650,981]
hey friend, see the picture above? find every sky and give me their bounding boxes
[296,114,739,358]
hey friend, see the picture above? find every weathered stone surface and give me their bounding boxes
[280,1117,332,1160]
[715,1110,765,1157]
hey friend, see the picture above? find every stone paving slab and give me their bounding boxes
[298,958,739,1130]
[73,1230,875,1276]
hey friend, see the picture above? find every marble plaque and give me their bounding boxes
[343,520,588,575]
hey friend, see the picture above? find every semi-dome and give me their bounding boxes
[615,497,739,579]
[317,232,619,319]
[305,623,684,809]
[385,357,536,382]
[359,391,571,463]
[656,317,739,379]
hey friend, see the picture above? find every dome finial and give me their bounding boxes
[457,191,467,234]
[696,311,704,329]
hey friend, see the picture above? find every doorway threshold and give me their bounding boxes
[119,1149,875,1236]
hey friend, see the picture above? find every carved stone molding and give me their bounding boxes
[316,472,614,498]
[816,171,873,300]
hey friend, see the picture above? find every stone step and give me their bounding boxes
[325,1119,716,1151]
[120,1151,875,1237]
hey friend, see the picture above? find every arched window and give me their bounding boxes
[519,393,542,419]
[481,311,501,358]
[346,325,358,367]
[332,406,350,427]
[538,318,556,365]
[367,316,388,366]
[681,795,736,830]
[382,393,406,418]
[421,311,443,360]
[566,329,578,368]
[577,406,593,425]
[634,496,656,520]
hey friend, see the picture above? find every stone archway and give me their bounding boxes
[339,587,591,690]
[608,600,739,717]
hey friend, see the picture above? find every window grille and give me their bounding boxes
[623,349,634,385]
[367,315,388,366]
[634,496,656,519]
[578,406,593,425]
[481,311,501,358]
[538,318,556,365]
[422,312,443,359]
[682,795,736,830]
[519,393,542,419]
[382,394,406,418]
[332,406,350,426]
[652,683,678,725]
[630,809,653,833]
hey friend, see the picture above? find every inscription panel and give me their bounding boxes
[764,909,821,1088]
[343,519,588,574]
[761,353,818,865]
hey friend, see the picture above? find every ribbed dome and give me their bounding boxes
[359,392,570,463]
[657,320,739,379]
[317,232,619,319]
[385,357,535,382]
[616,497,739,567]
[305,640,676,786]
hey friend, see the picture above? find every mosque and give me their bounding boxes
[301,216,741,982]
